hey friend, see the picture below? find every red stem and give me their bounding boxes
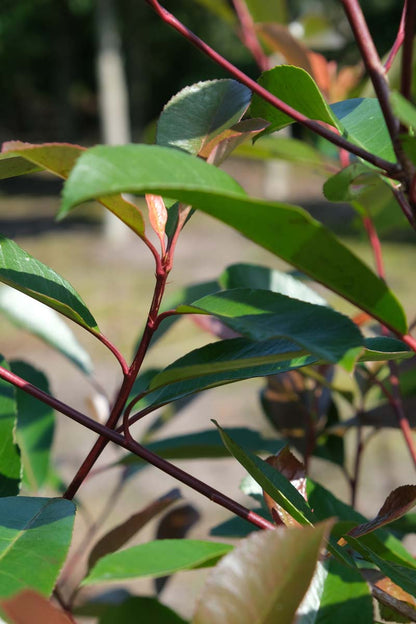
[232,0,269,71]
[145,0,400,177]
[95,332,129,375]
[401,0,416,101]
[362,215,385,280]
[0,362,273,530]
[63,262,169,500]
[384,1,406,72]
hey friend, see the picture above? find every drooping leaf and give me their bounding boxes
[0,497,75,598]
[0,142,145,237]
[214,421,314,526]
[1,589,74,624]
[220,263,327,306]
[0,286,93,374]
[0,357,20,497]
[83,539,234,586]
[263,448,307,527]
[251,65,339,135]
[331,98,396,163]
[349,486,416,539]
[134,337,317,412]
[0,235,99,333]
[390,91,416,130]
[11,361,55,492]
[156,80,251,156]
[193,521,333,624]
[179,289,363,363]
[61,144,407,333]
[87,489,181,571]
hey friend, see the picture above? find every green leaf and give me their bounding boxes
[251,65,339,135]
[157,80,251,156]
[243,0,287,22]
[331,99,396,163]
[97,596,188,624]
[0,497,75,599]
[179,289,363,363]
[0,286,93,374]
[120,427,284,474]
[359,337,413,362]
[0,235,99,333]
[214,421,314,526]
[312,559,373,624]
[0,142,145,238]
[193,521,333,624]
[83,539,233,586]
[323,163,385,204]
[390,91,416,130]
[0,357,20,497]
[11,361,55,492]
[220,263,327,305]
[61,144,407,333]
[136,337,317,411]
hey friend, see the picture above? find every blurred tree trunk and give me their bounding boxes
[95,0,131,241]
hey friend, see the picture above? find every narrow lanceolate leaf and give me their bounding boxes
[156,79,251,156]
[349,486,416,539]
[1,589,74,624]
[11,361,55,492]
[61,144,407,333]
[0,142,145,237]
[146,194,168,245]
[0,497,75,598]
[250,65,339,136]
[0,235,99,333]
[331,99,396,163]
[136,337,317,411]
[87,489,181,571]
[214,422,314,526]
[179,289,363,363]
[359,337,412,362]
[0,286,93,374]
[220,263,327,306]
[0,357,20,497]
[83,540,233,585]
[193,521,333,624]
[263,448,307,527]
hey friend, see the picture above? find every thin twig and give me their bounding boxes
[384,1,407,72]
[145,0,401,177]
[401,0,416,101]
[232,0,269,71]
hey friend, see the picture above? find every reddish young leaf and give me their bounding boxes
[349,485,416,538]
[263,447,307,527]
[1,589,74,624]
[364,570,416,622]
[200,118,269,165]
[87,489,181,571]
[146,194,168,250]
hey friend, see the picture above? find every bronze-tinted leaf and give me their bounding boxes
[146,194,168,248]
[349,486,416,538]
[263,447,307,527]
[1,589,73,624]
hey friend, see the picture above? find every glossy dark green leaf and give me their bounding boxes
[136,337,317,412]
[11,361,55,492]
[359,337,412,362]
[180,289,363,363]
[120,427,284,474]
[0,235,99,333]
[0,497,75,598]
[61,144,407,333]
[323,163,384,204]
[193,521,333,624]
[220,263,327,305]
[157,80,251,156]
[311,559,373,624]
[83,539,233,585]
[0,357,20,497]
[98,596,188,624]
[0,142,145,237]
[251,65,338,135]
[0,286,93,374]
[331,99,396,163]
